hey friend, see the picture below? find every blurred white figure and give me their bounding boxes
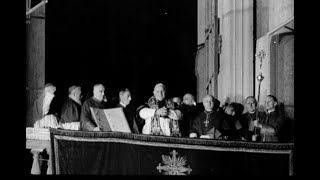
[33,83,59,129]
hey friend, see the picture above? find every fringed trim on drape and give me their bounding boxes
[50,128,293,150]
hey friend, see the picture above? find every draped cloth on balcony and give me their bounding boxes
[50,128,294,175]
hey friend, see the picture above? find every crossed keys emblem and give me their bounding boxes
[157,149,192,175]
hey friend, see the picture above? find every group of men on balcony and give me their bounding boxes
[30,82,289,143]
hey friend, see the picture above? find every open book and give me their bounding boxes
[90,107,131,133]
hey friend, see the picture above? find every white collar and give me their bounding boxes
[69,96,81,105]
[267,109,275,114]
[120,102,127,108]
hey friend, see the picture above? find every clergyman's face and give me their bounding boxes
[265,96,277,111]
[245,97,256,113]
[120,90,132,106]
[183,94,194,106]
[225,106,235,116]
[153,85,166,101]
[45,86,56,95]
[203,95,214,111]
[74,88,82,102]
[93,85,105,102]
[173,97,181,105]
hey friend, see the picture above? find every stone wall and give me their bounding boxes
[255,0,294,109]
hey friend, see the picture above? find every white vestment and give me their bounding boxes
[139,108,181,136]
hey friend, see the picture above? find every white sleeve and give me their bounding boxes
[142,118,152,134]
[139,108,156,119]
[61,122,80,130]
[35,114,59,129]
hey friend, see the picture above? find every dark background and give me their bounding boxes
[45,0,198,113]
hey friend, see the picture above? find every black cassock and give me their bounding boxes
[60,98,82,123]
[80,97,108,131]
[189,110,225,137]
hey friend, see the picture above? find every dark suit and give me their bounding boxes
[260,111,286,142]
[239,111,266,140]
[179,104,198,137]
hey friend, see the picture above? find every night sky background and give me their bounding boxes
[45,0,197,114]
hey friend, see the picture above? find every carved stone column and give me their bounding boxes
[30,149,42,175]
[26,2,46,127]
[46,146,52,174]
[217,0,254,104]
[196,0,219,101]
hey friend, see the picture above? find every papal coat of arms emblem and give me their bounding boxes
[157,149,192,175]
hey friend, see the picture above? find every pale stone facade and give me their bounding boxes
[196,0,294,121]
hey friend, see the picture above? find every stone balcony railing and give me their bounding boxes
[26,127,51,175]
